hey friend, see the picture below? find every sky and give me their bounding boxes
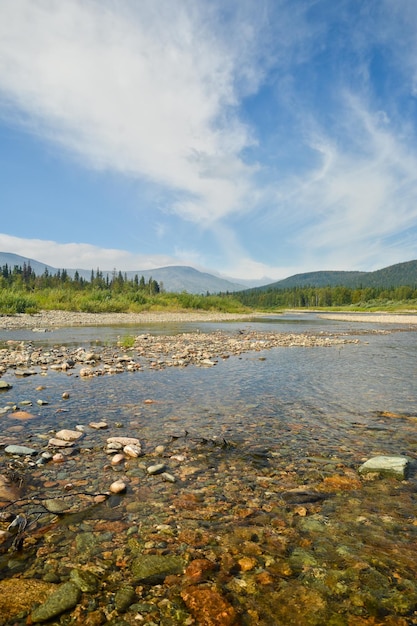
[1,0,417,283]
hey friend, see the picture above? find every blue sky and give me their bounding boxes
[1,0,417,282]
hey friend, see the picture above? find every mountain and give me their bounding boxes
[0,252,245,294]
[250,260,417,292]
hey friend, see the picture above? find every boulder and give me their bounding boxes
[359,455,409,479]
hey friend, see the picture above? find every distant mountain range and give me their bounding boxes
[0,252,246,294]
[1,252,417,294]
[249,260,417,292]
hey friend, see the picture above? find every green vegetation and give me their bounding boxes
[0,262,246,315]
[234,284,417,311]
[1,261,417,316]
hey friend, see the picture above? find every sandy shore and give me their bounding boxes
[318,312,417,325]
[0,310,259,330]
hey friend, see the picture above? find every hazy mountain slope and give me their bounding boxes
[0,252,245,294]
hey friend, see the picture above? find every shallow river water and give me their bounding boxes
[1,313,417,625]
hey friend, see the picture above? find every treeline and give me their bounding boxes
[235,284,417,309]
[0,263,245,315]
[0,263,161,295]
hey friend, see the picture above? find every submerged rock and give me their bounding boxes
[30,581,81,622]
[5,444,37,456]
[359,455,410,479]
[131,554,184,583]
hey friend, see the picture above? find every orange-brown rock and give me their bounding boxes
[318,474,362,492]
[0,578,56,622]
[184,559,217,583]
[181,585,237,626]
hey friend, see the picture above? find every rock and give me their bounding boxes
[70,568,100,593]
[15,369,37,377]
[111,453,125,465]
[5,444,37,456]
[36,399,49,405]
[359,455,410,479]
[131,554,184,583]
[109,480,127,493]
[62,392,70,399]
[114,584,136,612]
[80,367,94,377]
[52,453,65,462]
[180,585,237,626]
[161,472,176,483]
[0,579,56,623]
[0,380,12,390]
[90,421,108,429]
[154,445,166,455]
[123,444,142,457]
[147,463,166,475]
[107,436,140,446]
[55,429,83,441]
[184,559,217,584]
[31,581,81,623]
[48,438,75,448]
[8,410,36,420]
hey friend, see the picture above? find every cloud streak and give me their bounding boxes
[1,1,417,280]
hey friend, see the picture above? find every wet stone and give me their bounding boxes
[114,584,136,612]
[5,444,37,456]
[0,381,12,390]
[359,455,410,479]
[131,554,185,583]
[147,463,166,475]
[70,568,100,593]
[31,581,81,623]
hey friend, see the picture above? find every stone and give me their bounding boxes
[55,429,83,441]
[8,410,35,420]
[131,554,185,583]
[107,436,140,446]
[161,472,176,483]
[147,463,166,475]
[359,455,410,479]
[0,579,55,622]
[180,585,237,626]
[109,480,127,493]
[5,444,37,456]
[48,438,75,447]
[31,582,81,622]
[0,380,12,390]
[70,568,100,593]
[124,444,142,457]
[111,453,125,465]
[90,421,108,429]
[114,584,136,612]
[37,399,49,405]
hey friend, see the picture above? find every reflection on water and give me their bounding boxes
[1,316,417,624]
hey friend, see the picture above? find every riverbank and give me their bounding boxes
[0,310,257,330]
[318,312,417,324]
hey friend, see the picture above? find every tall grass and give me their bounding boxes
[0,287,248,315]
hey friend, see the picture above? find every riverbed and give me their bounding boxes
[0,312,416,625]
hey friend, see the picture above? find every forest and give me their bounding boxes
[1,262,417,314]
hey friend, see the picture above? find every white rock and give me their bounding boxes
[147,463,166,475]
[55,429,83,441]
[109,480,126,494]
[107,436,140,446]
[111,453,125,465]
[124,444,142,458]
[359,455,409,479]
[89,421,108,429]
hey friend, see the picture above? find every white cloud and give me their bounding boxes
[0,233,179,270]
[0,0,271,226]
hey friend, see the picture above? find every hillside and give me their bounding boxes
[0,252,245,294]
[256,260,417,291]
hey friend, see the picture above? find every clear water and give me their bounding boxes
[1,314,417,625]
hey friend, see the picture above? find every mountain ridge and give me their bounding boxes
[0,252,245,294]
